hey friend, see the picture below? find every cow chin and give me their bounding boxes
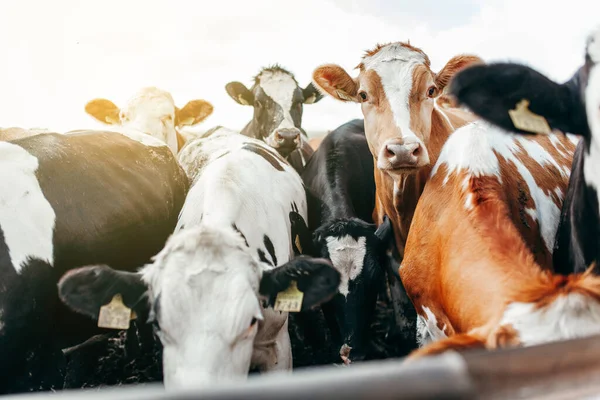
[161,338,254,390]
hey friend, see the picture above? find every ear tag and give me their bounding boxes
[295,234,303,254]
[274,280,304,312]
[336,90,355,102]
[508,99,552,135]
[237,94,250,106]
[98,294,133,330]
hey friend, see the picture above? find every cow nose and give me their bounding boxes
[274,128,301,149]
[378,138,428,170]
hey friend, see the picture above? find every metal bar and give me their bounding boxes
[2,353,474,400]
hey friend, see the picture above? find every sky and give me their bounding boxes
[0,0,597,136]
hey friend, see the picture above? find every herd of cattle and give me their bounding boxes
[1,25,599,394]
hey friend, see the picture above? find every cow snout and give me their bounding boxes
[274,128,301,151]
[377,138,429,171]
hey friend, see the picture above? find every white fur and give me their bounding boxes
[143,128,306,389]
[259,71,298,132]
[362,44,428,154]
[433,121,567,252]
[416,306,448,347]
[500,293,600,346]
[0,143,55,273]
[325,235,367,297]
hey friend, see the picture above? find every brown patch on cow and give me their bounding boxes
[487,324,521,349]
[406,332,487,360]
[510,263,600,310]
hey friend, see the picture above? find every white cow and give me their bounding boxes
[85,87,214,154]
[58,127,340,389]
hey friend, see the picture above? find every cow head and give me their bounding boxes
[226,66,323,160]
[58,225,340,389]
[313,43,483,179]
[85,87,214,154]
[291,212,394,364]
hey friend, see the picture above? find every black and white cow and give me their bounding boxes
[225,65,323,174]
[0,130,188,394]
[291,119,407,364]
[449,26,600,275]
[58,127,341,390]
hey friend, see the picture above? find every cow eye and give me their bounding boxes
[359,91,368,102]
[250,317,258,327]
[426,86,438,98]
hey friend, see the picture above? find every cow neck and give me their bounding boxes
[373,107,472,259]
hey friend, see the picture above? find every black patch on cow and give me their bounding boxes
[257,249,273,266]
[242,143,284,171]
[232,223,249,247]
[263,235,277,266]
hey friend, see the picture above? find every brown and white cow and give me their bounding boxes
[84,87,214,154]
[398,118,597,357]
[312,42,482,260]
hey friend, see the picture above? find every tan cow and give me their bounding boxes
[313,42,482,259]
[85,87,213,154]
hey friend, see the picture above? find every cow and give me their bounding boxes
[312,43,483,269]
[0,127,53,141]
[448,26,600,278]
[392,35,600,357]
[84,87,214,154]
[292,118,405,364]
[58,127,341,390]
[225,65,323,174]
[0,129,188,393]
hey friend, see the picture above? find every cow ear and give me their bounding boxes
[225,81,254,106]
[289,211,317,256]
[302,82,323,104]
[176,100,214,127]
[435,55,485,93]
[85,98,121,125]
[312,64,359,103]
[374,215,394,246]
[450,63,587,136]
[259,256,340,311]
[58,265,149,320]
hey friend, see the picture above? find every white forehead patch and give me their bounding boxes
[120,87,178,153]
[325,235,367,297]
[0,143,56,273]
[362,44,427,142]
[258,71,298,112]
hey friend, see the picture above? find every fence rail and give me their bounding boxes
[5,334,600,400]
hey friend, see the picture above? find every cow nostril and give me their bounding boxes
[275,132,283,142]
[412,146,421,157]
[384,146,396,158]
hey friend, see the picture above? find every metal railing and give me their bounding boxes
[5,334,600,400]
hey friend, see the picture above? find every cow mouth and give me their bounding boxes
[275,143,299,157]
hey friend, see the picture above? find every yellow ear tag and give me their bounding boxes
[336,90,355,102]
[274,281,304,313]
[295,234,303,254]
[98,294,133,330]
[508,99,552,135]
